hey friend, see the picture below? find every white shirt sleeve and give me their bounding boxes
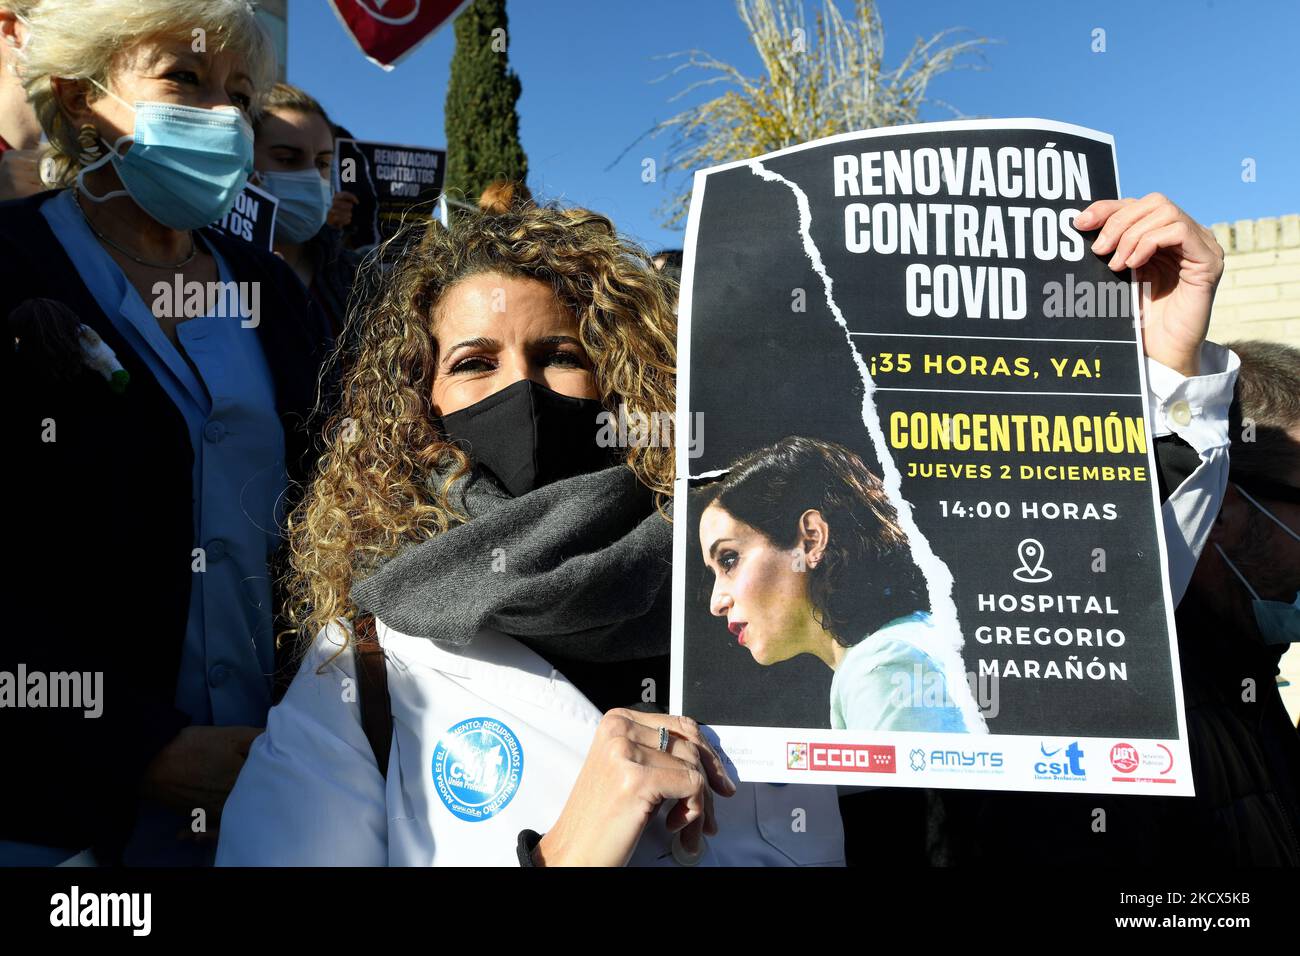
[1145,340,1240,606]
[216,624,388,867]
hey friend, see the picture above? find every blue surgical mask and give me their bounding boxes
[1214,484,1300,646]
[77,80,254,231]
[259,168,332,243]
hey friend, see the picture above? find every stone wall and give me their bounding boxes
[1207,214,1300,347]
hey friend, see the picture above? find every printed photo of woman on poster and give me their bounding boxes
[697,436,984,732]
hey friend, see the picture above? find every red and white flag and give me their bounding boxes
[328,0,473,71]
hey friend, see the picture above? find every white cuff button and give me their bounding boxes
[1167,399,1192,428]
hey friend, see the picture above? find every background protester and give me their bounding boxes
[327,125,357,229]
[1225,340,1300,487]
[1166,338,1300,856]
[216,203,847,867]
[651,247,682,285]
[650,249,681,317]
[0,0,42,200]
[477,177,531,214]
[252,82,361,340]
[0,0,329,866]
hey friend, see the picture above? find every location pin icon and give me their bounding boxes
[1019,539,1043,575]
[1013,538,1052,583]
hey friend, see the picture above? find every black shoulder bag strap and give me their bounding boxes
[352,614,393,780]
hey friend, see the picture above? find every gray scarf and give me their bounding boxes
[350,463,673,662]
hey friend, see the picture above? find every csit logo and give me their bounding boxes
[1034,741,1085,778]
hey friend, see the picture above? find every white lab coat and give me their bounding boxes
[216,619,846,866]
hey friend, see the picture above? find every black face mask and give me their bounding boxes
[437,379,619,497]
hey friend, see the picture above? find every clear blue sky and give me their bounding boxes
[289,0,1300,253]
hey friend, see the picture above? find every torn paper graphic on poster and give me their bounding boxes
[669,119,1191,797]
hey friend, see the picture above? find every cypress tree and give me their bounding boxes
[443,0,528,209]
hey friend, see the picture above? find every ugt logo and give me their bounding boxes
[1109,742,1139,774]
[1034,741,1085,779]
[357,0,422,26]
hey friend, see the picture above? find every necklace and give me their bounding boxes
[73,191,198,269]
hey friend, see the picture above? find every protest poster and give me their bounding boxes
[328,0,472,71]
[209,181,278,252]
[670,119,1193,796]
[334,138,447,250]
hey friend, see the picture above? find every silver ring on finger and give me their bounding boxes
[657,726,670,752]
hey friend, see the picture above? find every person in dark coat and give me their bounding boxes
[0,0,330,866]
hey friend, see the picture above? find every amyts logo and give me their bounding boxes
[1033,741,1086,781]
[787,742,808,770]
[1109,741,1177,784]
[807,743,895,773]
[915,748,1005,774]
[432,717,523,822]
[357,0,422,26]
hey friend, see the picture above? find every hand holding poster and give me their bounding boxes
[671,119,1196,796]
[334,138,447,250]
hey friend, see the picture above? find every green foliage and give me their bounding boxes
[650,0,992,228]
[444,0,528,208]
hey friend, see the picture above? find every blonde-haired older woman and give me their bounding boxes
[0,0,42,200]
[0,0,329,866]
[216,204,848,867]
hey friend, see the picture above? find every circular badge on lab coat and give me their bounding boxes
[432,717,524,822]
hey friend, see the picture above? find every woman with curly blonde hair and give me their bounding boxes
[217,202,847,867]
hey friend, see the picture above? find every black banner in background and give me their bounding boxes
[333,138,447,249]
[208,182,278,252]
